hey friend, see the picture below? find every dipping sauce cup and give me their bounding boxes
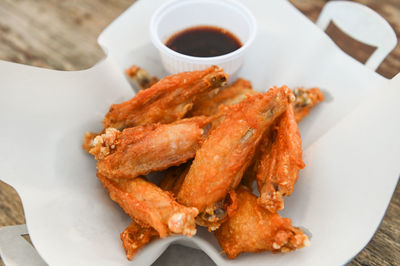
[150,0,257,76]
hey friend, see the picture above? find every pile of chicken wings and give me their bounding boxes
[83,66,324,260]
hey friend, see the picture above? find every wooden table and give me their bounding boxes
[0,1,398,265]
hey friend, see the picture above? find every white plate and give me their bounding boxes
[0,0,399,265]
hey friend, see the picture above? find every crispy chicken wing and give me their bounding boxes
[161,163,234,231]
[177,86,295,229]
[103,66,228,130]
[120,220,159,260]
[120,163,191,260]
[214,186,310,259]
[189,78,257,117]
[257,105,305,212]
[98,174,198,238]
[241,87,324,189]
[90,117,210,179]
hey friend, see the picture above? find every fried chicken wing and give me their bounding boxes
[83,60,321,261]
[214,186,310,259]
[161,164,235,231]
[120,163,191,260]
[189,78,257,117]
[103,66,228,129]
[241,87,324,189]
[256,105,305,212]
[125,65,159,90]
[293,87,324,122]
[177,86,295,229]
[90,117,210,179]
[98,174,198,238]
[120,220,159,260]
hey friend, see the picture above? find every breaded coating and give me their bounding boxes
[214,186,310,259]
[82,61,322,261]
[98,174,198,238]
[240,129,270,189]
[162,164,236,231]
[293,87,324,122]
[91,117,210,179]
[103,66,228,129]
[82,131,99,153]
[177,86,295,229]
[257,105,305,212]
[241,87,324,189]
[159,163,190,196]
[120,220,158,260]
[189,78,257,117]
[125,65,159,90]
[194,191,238,231]
[120,164,191,261]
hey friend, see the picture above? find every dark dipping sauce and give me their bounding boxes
[165,26,242,57]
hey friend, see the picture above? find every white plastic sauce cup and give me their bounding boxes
[150,0,257,76]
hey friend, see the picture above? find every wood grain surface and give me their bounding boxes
[0,0,399,265]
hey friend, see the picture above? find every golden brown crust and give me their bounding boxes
[83,69,322,260]
[97,174,198,238]
[177,86,295,228]
[256,105,305,212]
[82,131,99,153]
[120,163,192,261]
[120,221,159,260]
[93,117,210,179]
[189,78,257,117]
[241,87,323,190]
[214,186,309,259]
[194,191,238,231]
[103,66,228,129]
